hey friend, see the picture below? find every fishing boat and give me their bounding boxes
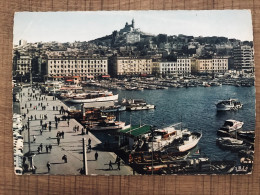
[216,99,243,111]
[218,119,244,132]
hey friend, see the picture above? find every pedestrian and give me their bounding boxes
[40,143,43,152]
[109,160,113,170]
[53,106,55,110]
[61,131,64,139]
[30,115,33,120]
[37,146,40,153]
[81,127,84,135]
[55,122,58,129]
[46,145,49,153]
[40,119,42,126]
[49,144,52,152]
[49,125,51,132]
[32,165,37,174]
[33,135,36,143]
[117,160,120,170]
[88,138,91,146]
[34,115,37,120]
[88,144,91,152]
[67,120,69,127]
[95,151,98,160]
[62,154,67,163]
[57,137,60,145]
[27,109,29,114]
[23,156,26,164]
[40,129,43,135]
[86,126,89,134]
[115,156,120,163]
[47,162,51,172]
[49,121,51,126]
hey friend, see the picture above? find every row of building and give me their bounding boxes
[13,45,254,80]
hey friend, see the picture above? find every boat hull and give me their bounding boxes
[66,94,118,103]
[178,132,202,152]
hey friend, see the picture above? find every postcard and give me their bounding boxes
[12,10,255,175]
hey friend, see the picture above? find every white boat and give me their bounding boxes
[217,137,243,145]
[216,99,243,111]
[178,131,202,152]
[145,124,184,152]
[130,104,155,111]
[66,92,118,103]
[219,119,244,132]
[90,121,130,131]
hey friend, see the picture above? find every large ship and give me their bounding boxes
[65,91,118,103]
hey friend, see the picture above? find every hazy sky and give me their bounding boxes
[13,10,253,44]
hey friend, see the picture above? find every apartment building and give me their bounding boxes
[193,57,228,73]
[110,56,152,77]
[47,56,108,80]
[233,45,254,73]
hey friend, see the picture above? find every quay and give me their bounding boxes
[17,85,133,175]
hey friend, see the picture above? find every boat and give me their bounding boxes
[216,137,243,145]
[216,137,250,151]
[216,99,243,111]
[218,119,244,133]
[143,124,184,152]
[66,91,118,103]
[237,131,255,142]
[101,105,126,113]
[121,98,155,111]
[130,104,155,111]
[90,121,130,131]
[177,131,202,152]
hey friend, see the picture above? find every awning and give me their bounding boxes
[66,79,73,82]
[119,125,151,137]
[102,75,110,78]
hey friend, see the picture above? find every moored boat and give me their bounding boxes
[218,119,244,133]
[66,91,118,103]
[216,99,243,111]
[177,131,202,152]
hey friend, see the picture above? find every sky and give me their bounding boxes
[13,10,253,44]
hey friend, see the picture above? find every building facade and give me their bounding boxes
[47,56,108,80]
[193,57,228,73]
[111,56,152,77]
[16,56,32,75]
[159,58,191,76]
[233,45,254,73]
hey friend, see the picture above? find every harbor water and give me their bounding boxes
[66,85,255,162]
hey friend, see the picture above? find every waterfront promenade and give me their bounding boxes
[18,85,133,175]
